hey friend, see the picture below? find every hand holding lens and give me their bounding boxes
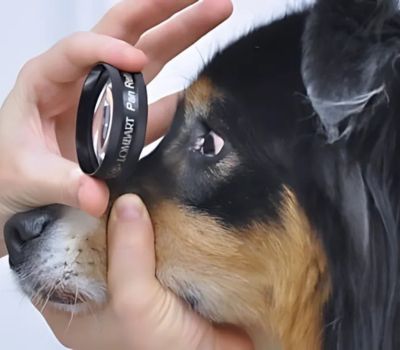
[76,63,148,194]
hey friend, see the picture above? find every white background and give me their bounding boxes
[0,1,313,349]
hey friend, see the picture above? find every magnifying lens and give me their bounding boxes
[76,63,148,194]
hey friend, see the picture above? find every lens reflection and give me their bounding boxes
[92,80,113,164]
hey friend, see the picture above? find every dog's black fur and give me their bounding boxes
[135,12,310,226]
[134,0,400,346]
[301,0,400,348]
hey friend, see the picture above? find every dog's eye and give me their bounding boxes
[192,130,224,156]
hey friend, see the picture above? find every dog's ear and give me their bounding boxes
[302,3,400,350]
[302,0,400,143]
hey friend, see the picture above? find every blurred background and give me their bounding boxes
[0,0,313,348]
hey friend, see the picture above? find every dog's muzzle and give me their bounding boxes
[4,206,60,268]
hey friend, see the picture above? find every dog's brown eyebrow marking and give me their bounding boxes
[185,76,223,119]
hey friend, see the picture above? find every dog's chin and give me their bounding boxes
[47,301,86,314]
[35,297,105,315]
[46,299,102,314]
[40,290,106,314]
[33,291,107,314]
[17,275,108,314]
[45,290,96,313]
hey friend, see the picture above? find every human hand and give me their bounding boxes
[42,194,254,350]
[0,33,130,228]
[0,0,232,253]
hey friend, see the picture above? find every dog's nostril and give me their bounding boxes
[18,214,50,241]
[4,205,60,267]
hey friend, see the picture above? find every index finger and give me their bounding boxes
[93,0,197,44]
[139,0,233,83]
[20,32,147,94]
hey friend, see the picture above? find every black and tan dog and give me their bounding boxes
[5,0,400,349]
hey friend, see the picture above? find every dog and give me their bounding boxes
[5,0,400,348]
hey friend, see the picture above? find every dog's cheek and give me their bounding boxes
[149,192,330,349]
[150,200,270,326]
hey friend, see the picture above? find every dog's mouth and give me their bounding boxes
[31,286,90,310]
[46,289,87,305]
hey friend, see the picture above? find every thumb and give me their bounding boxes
[107,194,157,297]
[29,153,109,217]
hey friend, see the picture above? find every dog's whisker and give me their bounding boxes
[73,282,79,306]
[17,269,37,282]
[65,283,80,332]
[31,279,52,309]
[40,279,62,314]
[194,45,207,67]
[35,281,52,312]
[66,307,75,332]
[30,279,49,305]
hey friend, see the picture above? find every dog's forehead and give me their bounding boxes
[180,13,308,142]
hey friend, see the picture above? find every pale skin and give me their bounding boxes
[0,0,254,349]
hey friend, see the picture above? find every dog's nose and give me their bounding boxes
[4,206,60,267]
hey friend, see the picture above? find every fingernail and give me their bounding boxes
[115,195,143,221]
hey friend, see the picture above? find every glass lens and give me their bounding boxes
[92,80,113,165]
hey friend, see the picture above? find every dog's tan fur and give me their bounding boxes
[185,77,217,118]
[148,188,330,349]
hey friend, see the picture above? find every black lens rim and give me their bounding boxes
[76,63,148,183]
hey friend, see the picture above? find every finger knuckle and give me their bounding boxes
[62,31,90,51]
[150,0,177,12]
[66,31,87,42]
[18,57,40,80]
[202,0,233,22]
[13,153,32,179]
